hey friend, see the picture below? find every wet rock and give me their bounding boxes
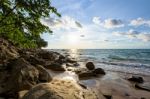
[45,63,66,71]
[135,82,150,92]
[103,95,112,99]
[86,62,95,70]
[66,62,79,67]
[66,58,77,63]
[73,63,80,66]
[128,75,144,83]
[66,63,73,66]
[36,65,52,82]
[78,71,96,78]
[92,68,105,75]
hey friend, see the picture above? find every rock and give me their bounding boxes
[25,55,45,66]
[18,90,28,99]
[22,80,98,99]
[78,71,96,78]
[135,82,150,92]
[66,63,73,66]
[66,62,79,67]
[92,68,105,75]
[128,75,144,83]
[86,62,95,70]
[36,65,52,82]
[103,95,112,99]
[45,63,66,71]
[66,58,77,63]
[141,97,146,99]
[73,63,80,66]
[0,38,19,63]
[38,51,60,61]
[0,58,39,98]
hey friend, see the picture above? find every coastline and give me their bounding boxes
[0,38,150,99]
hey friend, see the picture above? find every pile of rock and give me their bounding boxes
[128,75,150,92]
[0,38,80,98]
[78,62,106,79]
[0,38,107,99]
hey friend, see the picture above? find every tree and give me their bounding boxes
[0,0,60,48]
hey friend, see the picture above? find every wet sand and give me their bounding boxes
[80,71,150,99]
[49,69,150,99]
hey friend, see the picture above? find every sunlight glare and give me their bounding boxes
[67,34,79,44]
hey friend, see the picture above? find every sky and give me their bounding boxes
[41,0,150,49]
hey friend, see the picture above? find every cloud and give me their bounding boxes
[130,17,150,27]
[92,17,124,29]
[104,19,124,28]
[137,33,150,42]
[92,17,101,25]
[113,29,150,42]
[41,16,82,30]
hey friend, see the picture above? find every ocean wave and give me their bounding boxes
[108,55,150,62]
[97,61,150,69]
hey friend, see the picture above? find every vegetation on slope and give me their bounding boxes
[0,0,60,48]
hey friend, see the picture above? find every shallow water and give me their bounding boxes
[48,49,150,75]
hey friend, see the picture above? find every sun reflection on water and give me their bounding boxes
[69,49,78,59]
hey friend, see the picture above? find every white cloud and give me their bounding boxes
[137,33,150,42]
[130,17,150,27]
[92,17,101,25]
[92,17,124,29]
[113,29,150,42]
[41,16,82,30]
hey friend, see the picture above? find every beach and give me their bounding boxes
[0,39,150,99]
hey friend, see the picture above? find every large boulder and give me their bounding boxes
[0,58,39,98]
[92,68,105,75]
[78,71,96,78]
[45,63,66,71]
[128,75,144,83]
[36,65,52,82]
[86,62,95,70]
[22,80,98,99]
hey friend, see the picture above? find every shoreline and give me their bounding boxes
[0,38,150,99]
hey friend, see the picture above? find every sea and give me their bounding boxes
[48,49,150,76]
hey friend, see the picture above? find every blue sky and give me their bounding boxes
[41,0,150,49]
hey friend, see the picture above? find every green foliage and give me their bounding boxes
[0,0,60,48]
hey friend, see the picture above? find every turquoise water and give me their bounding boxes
[49,49,150,75]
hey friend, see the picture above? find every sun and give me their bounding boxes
[67,34,79,44]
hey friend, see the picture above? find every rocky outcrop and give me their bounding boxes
[0,38,19,68]
[0,38,108,99]
[0,58,39,98]
[22,80,98,99]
